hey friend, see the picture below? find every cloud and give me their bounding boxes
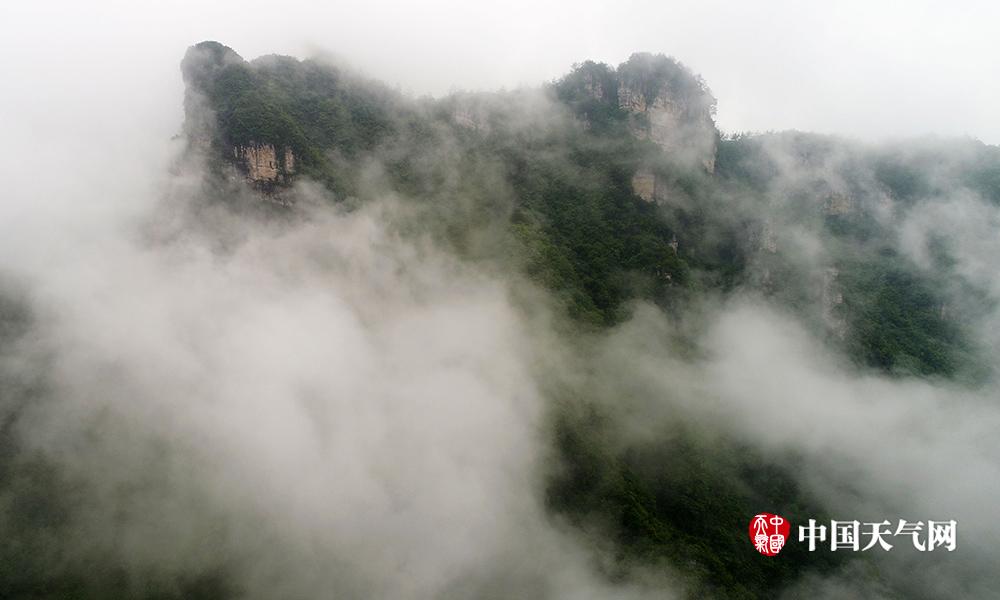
[1,7,998,596]
[0,144,687,598]
[589,297,1000,597]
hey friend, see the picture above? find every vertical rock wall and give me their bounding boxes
[233,143,296,184]
[617,79,717,173]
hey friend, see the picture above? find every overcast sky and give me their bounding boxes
[2,0,999,144]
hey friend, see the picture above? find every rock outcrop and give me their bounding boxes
[233,143,296,185]
[631,169,657,202]
[616,54,718,173]
[182,42,300,194]
[821,267,847,339]
[556,55,718,172]
[581,70,606,101]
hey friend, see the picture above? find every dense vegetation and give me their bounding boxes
[172,42,1000,598]
[182,42,1000,379]
[1,41,992,599]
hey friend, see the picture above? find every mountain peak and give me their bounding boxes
[181,41,245,89]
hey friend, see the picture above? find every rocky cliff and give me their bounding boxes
[617,53,718,173]
[180,42,314,193]
[166,44,998,599]
[233,143,295,184]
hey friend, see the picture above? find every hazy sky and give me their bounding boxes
[2,0,998,145]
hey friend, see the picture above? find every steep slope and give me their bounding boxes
[174,41,1000,598]
[182,41,996,378]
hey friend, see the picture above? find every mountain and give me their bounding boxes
[169,41,1000,598]
[1,40,997,600]
[182,40,997,377]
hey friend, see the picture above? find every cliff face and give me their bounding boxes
[180,41,244,148]
[557,54,718,176]
[631,168,657,202]
[183,44,720,204]
[616,54,718,173]
[165,44,995,598]
[233,143,295,184]
[580,69,608,101]
[821,266,847,338]
[181,42,305,193]
[552,54,719,203]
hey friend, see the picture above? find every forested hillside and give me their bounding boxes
[1,40,997,600]
[170,41,1000,598]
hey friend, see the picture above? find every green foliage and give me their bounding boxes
[553,61,628,135]
[0,286,240,599]
[715,132,987,379]
[617,53,717,118]
[181,44,999,597]
[870,139,1000,206]
[547,408,852,598]
[497,127,690,325]
[964,143,1000,204]
[837,252,967,377]
[183,43,403,192]
[184,47,996,381]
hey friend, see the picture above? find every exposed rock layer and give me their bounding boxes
[233,144,295,184]
[618,79,717,173]
[631,169,657,202]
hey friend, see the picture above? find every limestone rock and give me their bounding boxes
[233,143,295,184]
[617,84,647,113]
[617,79,717,173]
[581,71,606,101]
[821,267,847,339]
[631,169,657,202]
